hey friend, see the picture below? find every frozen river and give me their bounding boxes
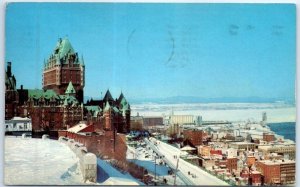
[131,102,295,123]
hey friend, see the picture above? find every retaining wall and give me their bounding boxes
[59,136,97,183]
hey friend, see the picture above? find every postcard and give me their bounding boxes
[4,2,296,186]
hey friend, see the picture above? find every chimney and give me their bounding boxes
[7,62,12,77]
[21,85,23,90]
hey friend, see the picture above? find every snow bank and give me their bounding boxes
[4,136,84,185]
[5,136,143,185]
[42,134,49,140]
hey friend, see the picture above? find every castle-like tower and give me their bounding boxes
[43,38,85,103]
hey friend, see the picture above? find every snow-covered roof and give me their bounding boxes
[67,122,88,133]
[180,145,196,151]
[10,117,31,121]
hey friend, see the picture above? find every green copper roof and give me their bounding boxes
[54,38,75,59]
[28,89,44,99]
[85,105,102,112]
[104,101,111,112]
[65,82,76,95]
[43,89,59,99]
[85,105,102,117]
[112,106,119,113]
[120,97,128,107]
[122,103,130,111]
[63,95,78,106]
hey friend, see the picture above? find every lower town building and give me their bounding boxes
[170,115,194,125]
[166,123,181,138]
[183,129,204,146]
[143,117,163,128]
[263,133,275,142]
[229,142,256,150]
[247,156,256,167]
[256,160,295,185]
[250,171,262,186]
[198,145,211,157]
[130,116,144,131]
[258,144,296,160]
[226,157,237,172]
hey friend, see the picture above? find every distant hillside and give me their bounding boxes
[84,95,294,105]
[128,96,295,105]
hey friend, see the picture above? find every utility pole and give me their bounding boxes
[154,156,157,181]
[174,156,179,186]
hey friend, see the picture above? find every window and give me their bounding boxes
[24,124,27,129]
[13,123,16,128]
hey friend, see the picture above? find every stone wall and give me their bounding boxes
[59,137,97,183]
[64,131,127,161]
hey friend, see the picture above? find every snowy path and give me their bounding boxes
[127,144,185,185]
[97,158,143,185]
[145,137,229,186]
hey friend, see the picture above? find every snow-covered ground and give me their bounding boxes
[145,137,229,186]
[5,136,142,185]
[97,158,142,185]
[126,143,185,185]
[131,103,295,123]
[5,136,84,185]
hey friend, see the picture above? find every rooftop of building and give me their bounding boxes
[258,159,295,165]
[230,142,255,145]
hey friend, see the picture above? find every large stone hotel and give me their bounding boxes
[5,38,131,134]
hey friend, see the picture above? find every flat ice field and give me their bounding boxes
[131,103,296,123]
[4,137,141,185]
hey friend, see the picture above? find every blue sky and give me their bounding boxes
[5,3,295,101]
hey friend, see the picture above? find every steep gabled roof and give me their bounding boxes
[118,92,125,103]
[54,38,75,59]
[120,97,128,107]
[65,82,76,95]
[103,89,114,102]
[104,101,111,112]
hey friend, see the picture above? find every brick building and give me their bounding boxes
[250,171,262,186]
[247,156,256,167]
[85,90,131,134]
[16,82,82,131]
[5,62,18,120]
[143,117,163,128]
[43,38,85,103]
[130,116,144,131]
[183,129,204,147]
[226,157,237,172]
[256,160,295,185]
[263,133,275,142]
